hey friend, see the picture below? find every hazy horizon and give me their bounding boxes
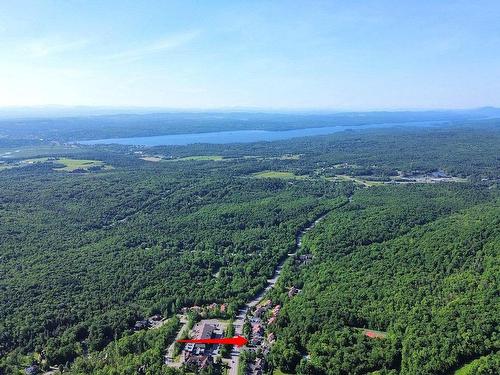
[1,1,500,109]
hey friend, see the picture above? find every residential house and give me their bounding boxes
[134,320,150,331]
[252,323,264,336]
[272,305,281,316]
[288,286,299,297]
[24,366,40,375]
[194,323,215,355]
[254,307,265,318]
[185,355,212,371]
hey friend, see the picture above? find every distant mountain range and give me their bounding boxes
[1,107,499,142]
[0,106,499,119]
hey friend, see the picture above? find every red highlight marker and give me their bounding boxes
[177,335,248,347]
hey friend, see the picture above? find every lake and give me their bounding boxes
[79,121,447,146]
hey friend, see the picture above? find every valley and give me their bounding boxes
[0,120,498,375]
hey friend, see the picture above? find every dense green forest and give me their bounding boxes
[0,121,499,374]
[0,161,349,371]
[267,185,499,374]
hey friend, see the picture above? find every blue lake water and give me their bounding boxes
[79,121,447,146]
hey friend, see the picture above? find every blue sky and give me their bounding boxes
[1,0,499,109]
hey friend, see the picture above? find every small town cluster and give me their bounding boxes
[181,320,225,371]
[163,286,301,374]
[180,303,229,316]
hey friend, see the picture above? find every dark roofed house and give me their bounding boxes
[259,299,272,308]
[254,357,265,374]
[249,357,265,375]
[254,307,265,317]
[198,323,215,340]
[431,170,448,178]
[272,305,281,316]
[288,286,299,297]
[296,254,314,266]
[252,323,264,335]
[299,254,313,261]
[25,365,40,375]
[134,320,150,331]
[185,355,212,371]
[194,323,215,354]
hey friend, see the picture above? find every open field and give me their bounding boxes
[52,158,111,171]
[139,153,301,164]
[393,176,469,184]
[454,356,490,375]
[168,155,225,161]
[140,156,163,162]
[0,163,15,171]
[326,174,468,186]
[326,174,384,186]
[252,171,307,179]
[140,155,226,162]
[243,154,302,161]
[0,157,112,173]
[22,157,53,164]
[275,154,301,160]
[356,328,388,339]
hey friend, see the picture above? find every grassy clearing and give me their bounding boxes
[140,156,163,162]
[0,163,16,171]
[243,154,301,161]
[356,328,388,339]
[454,356,489,375]
[252,171,307,179]
[15,157,111,172]
[168,155,224,162]
[277,154,301,160]
[53,158,111,172]
[331,163,362,168]
[326,175,384,187]
[0,157,51,172]
[22,157,52,164]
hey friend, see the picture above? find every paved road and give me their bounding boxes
[228,213,329,375]
[165,315,188,367]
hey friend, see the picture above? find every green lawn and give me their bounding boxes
[252,171,306,179]
[276,154,301,160]
[53,158,110,171]
[0,164,15,171]
[454,357,486,375]
[22,157,52,164]
[18,157,111,172]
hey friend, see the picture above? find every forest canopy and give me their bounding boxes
[0,121,498,374]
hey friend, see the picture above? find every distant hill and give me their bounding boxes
[0,108,499,142]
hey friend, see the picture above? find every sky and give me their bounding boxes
[1,0,499,110]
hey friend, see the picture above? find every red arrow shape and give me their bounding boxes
[177,335,248,347]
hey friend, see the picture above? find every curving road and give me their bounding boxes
[228,213,329,375]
